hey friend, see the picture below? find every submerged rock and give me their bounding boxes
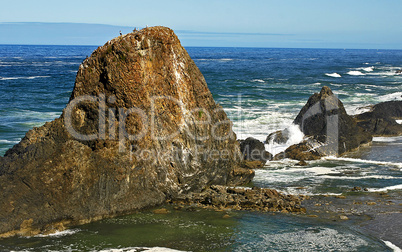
[0,27,252,237]
[280,86,372,160]
[265,130,289,145]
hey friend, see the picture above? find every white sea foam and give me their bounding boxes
[194,58,235,62]
[373,136,402,142]
[252,79,265,83]
[347,71,365,76]
[0,139,19,144]
[319,175,396,180]
[368,72,399,77]
[361,66,374,72]
[355,66,374,72]
[0,76,51,81]
[265,124,304,156]
[98,247,186,252]
[367,184,402,192]
[345,105,371,116]
[34,229,80,237]
[366,66,401,77]
[324,157,402,169]
[397,120,402,124]
[254,166,338,189]
[383,240,402,252]
[325,73,341,78]
[290,166,339,175]
[285,124,304,144]
[231,110,296,142]
[377,92,402,102]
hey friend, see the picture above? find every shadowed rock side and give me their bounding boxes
[354,101,402,136]
[0,27,253,237]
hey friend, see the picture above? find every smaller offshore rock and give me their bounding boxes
[266,130,289,145]
[281,86,372,161]
[238,137,272,166]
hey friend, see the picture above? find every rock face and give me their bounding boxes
[279,86,372,160]
[0,27,251,237]
[354,101,402,136]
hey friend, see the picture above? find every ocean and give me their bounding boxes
[0,45,401,251]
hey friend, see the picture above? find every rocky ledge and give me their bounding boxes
[169,185,306,213]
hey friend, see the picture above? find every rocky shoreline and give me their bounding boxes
[0,26,401,239]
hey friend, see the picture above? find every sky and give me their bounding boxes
[1,0,402,49]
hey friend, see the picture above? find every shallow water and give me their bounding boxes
[0,207,392,252]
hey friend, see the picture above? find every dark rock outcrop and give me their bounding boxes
[354,101,402,136]
[0,27,252,237]
[170,185,306,213]
[238,137,272,166]
[278,87,372,161]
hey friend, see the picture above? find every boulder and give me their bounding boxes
[0,27,252,237]
[274,139,322,161]
[354,101,402,136]
[291,86,372,158]
[265,130,289,144]
[238,137,272,165]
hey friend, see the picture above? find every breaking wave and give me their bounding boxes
[325,73,342,78]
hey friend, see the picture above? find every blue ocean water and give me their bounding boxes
[0,45,401,251]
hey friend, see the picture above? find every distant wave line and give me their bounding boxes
[0,75,51,80]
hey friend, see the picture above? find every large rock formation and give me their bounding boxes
[276,86,372,160]
[354,101,402,136]
[0,27,252,237]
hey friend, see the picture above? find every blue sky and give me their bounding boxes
[1,0,401,49]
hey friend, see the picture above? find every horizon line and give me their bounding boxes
[1,22,401,50]
[1,43,400,51]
